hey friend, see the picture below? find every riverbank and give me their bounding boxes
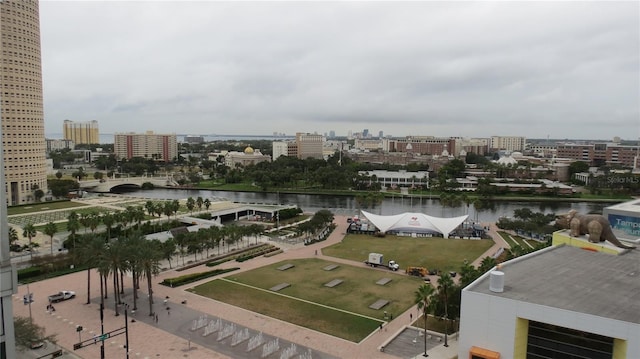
[158,184,631,204]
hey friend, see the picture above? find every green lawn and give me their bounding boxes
[190,258,423,342]
[322,234,494,273]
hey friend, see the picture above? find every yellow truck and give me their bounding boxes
[406,267,428,277]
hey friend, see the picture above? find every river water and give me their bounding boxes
[111,188,613,223]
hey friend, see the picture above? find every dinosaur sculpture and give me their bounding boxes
[556,210,636,250]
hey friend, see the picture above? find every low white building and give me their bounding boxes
[458,231,639,359]
[358,170,429,188]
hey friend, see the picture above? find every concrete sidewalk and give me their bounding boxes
[13,214,466,359]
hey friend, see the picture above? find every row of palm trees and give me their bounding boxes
[74,231,165,317]
[172,224,265,266]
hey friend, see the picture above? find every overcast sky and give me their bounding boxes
[40,1,639,140]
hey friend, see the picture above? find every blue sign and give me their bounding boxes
[609,213,640,237]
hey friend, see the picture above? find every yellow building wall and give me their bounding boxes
[613,338,627,359]
[552,231,622,255]
[513,317,528,358]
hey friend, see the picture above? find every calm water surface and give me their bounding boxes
[111,188,611,223]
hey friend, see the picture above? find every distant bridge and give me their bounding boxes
[78,176,180,193]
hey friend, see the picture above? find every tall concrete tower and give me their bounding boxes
[1,0,49,205]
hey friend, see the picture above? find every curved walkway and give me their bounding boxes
[13,214,479,359]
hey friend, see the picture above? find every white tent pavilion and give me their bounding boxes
[360,211,468,238]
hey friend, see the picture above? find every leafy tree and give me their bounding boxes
[568,161,589,176]
[13,317,57,350]
[55,171,63,179]
[34,188,45,202]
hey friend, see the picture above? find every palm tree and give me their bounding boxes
[204,198,211,210]
[22,223,37,259]
[102,212,116,240]
[87,212,101,234]
[67,211,80,249]
[138,240,161,316]
[77,237,105,304]
[171,200,181,219]
[160,238,176,269]
[435,273,455,347]
[186,197,195,214]
[43,222,57,255]
[144,201,156,217]
[9,227,19,246]
[196,196,203,211]
[415,284,435,357]
[102,240,127,316]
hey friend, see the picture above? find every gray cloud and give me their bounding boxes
[40,1,639,140]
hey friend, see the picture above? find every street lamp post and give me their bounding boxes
[423,309,428,357]
[24,283,33,323]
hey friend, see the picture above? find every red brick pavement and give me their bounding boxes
[13,215,470,359]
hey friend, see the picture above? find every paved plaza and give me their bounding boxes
[13,209,466,359]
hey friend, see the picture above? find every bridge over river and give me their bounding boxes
[78,175,180,192]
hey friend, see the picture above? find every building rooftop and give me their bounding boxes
[606,198,640,213]
[467,244,640,324]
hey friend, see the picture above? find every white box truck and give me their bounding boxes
[364,252,399,271]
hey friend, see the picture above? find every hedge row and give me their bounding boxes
[160,267,240,287]
[235,245,280,262]
[204,243,272,268]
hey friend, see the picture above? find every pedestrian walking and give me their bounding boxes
[379,323,383,331]
[155,314,158,323]
[410,313,413,322]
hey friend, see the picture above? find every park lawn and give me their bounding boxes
[7,201,88,215]
[189,278,380,342]
[322,234,494,273]
[224,258,423,319]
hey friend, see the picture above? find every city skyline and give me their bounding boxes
[40,1,639,140]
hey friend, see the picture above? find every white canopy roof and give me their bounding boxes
[361,211,468,238]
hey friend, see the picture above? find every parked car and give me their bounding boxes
[48,290,75,303]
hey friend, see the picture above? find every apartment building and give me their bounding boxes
[382,136,458,156]
[490,136,526,152]
[0,0,49,206]
[45,138,75,152]
[63,119,99,144]
[556,142,640,167]
[114,131,177,162]
[272,141,288,161]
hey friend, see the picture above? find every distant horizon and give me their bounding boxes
[44,132,638,144]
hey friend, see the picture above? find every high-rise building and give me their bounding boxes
[114,131,177,162]
[0,0,51,353]
[63,120,99,144]
[1,0,49,206]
